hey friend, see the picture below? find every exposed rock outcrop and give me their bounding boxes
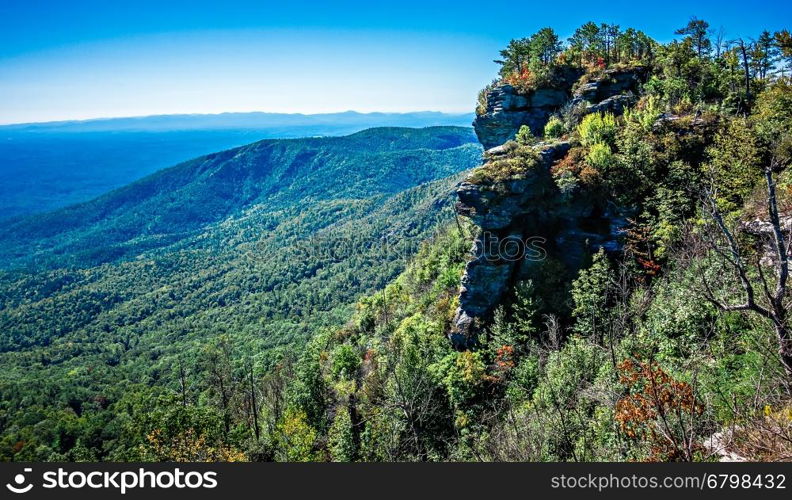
[451,67,647,344]
[742,216,792,267]
[451,141,569,344]
[473,68,583,149]
[473,85,567,149]
[473,68,646,150]
[571,67,646,106]
[450,141,627,345]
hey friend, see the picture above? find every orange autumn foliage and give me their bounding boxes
[615,359,704,461]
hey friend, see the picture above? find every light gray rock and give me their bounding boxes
[451,142,574,342]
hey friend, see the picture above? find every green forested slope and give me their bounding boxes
[0,127,478,269]
[0,127,481,460]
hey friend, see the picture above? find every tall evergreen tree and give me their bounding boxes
[675,17,712,58]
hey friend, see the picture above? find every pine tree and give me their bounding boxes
[675,17,712,58]
[571,250,613,342]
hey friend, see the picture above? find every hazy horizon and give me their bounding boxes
[0,109,473,128]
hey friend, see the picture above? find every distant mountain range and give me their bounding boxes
[0,111,474,218]
[0,110,474,133]
[0,126,481,269]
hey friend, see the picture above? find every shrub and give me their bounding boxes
[331,344,360,380]
[515,125,536,145]
[615,359,704,462]
[753,79,792,162]
[586,142,614,170]
[544,116,565,138]
[577,112,617,147]
[531,336,609,460]
[624,96,663,132]
[328,407,356,461]
[468,142,541,184]
[275,409,318,462]
[554,170,578,198]
[704,117,761,213]
[644,75,690,106]
[437,350,487,410]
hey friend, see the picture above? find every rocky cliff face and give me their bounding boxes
[473,68,644,149]
[474,85,571,149]
[450,68,644,345]
[450,141,569,345]
[569,67,647,111]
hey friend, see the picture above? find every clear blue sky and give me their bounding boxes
[1,0,790,124]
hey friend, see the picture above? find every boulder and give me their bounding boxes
[586,93,635,115]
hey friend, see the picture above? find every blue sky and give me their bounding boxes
[1,0,790,124]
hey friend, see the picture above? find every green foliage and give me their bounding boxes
[330,345,360,380]
[509,281,540,346]
[530,27,563,66]
[275,409,317,462]
[272,225,472,460]
[544,115,565,138]
[566,22,653,68]
[571,250,613,339]
[674,17,712,58]
[495,37,533,78]
[436,351,486,410]
[495,28,562,80]
[637,266,715,360]
[6,20,792,464]
[554,169,579,199]
[704,117,761,212]
[568,22,606,65]
[530,336,610,461]
[468,141,542,183]
[289,337,331,432]
[0,127,482,462]
[328,406,356,462]
[623,96,662,132]
[586,142,615,170]
[504,354,540,402]
[577,112,617,147]
[515,125,536,145]
[753,79,792,162]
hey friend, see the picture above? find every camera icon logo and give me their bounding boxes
[6,468,33,494]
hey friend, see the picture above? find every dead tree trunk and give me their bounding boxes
[737,39,752,103]
[699,161,792,379]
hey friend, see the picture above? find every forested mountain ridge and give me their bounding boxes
[0,127,479,269]
[0,127,481,460]
[0,112,474,219]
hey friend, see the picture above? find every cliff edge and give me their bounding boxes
[450,67,646,344]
